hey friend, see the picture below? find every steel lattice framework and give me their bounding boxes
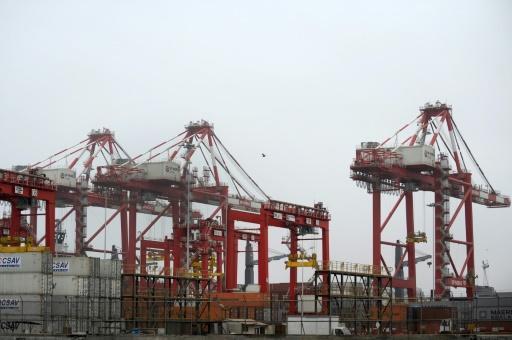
[7,121,330,314]
[350,102,510,300]
[0,169,56,251]
[23,128,134,255]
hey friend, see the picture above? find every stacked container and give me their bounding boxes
[0,251,53,334]
[93,259,122,334]
[51,256,100,334]
[1,254,122,335]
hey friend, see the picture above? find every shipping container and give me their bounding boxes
[52,276,91,296]
[98,278,120,298]
[50,318,90,335]
[53,256,100,277]
[50,296,89,319]
[99,259,122,279]
[407,305,456,334]
[298,295,322,314]
[0,294,49,317]
[0,294,50,335]
[0,273,52,295]
[287,315,340,335]
[395,145,435,168]
[0,316,47,334]
[0,252,52,274]
[39,168,76,188]
[50,296,123,335]
[136,161,181,181]
[90,277,100,297]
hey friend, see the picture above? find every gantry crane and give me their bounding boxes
[93,121,330,312]
[7,121,330,313]
[0,169,56,251]
[17,128,140,256]
[351,102,510,300]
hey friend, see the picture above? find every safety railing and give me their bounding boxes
[264,200,331,220]
[353,148,403,169]
[0,169,56,191]
[318,261,393,277]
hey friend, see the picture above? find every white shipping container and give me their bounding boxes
[0,315,47,334]
[53,256,99,277]
[0,294,47,316]
[50,318,90,335]
[111,279,121,299]
[99,259,122,279]
[90,297,100,321]
[99,278,109,297]
[287,315,340,335]
[94,297,121,321]
[96,297,110,319]
[89,277,100,297]
[137,161,181,181]
[395,145,435,168]
[0,252,52,274]
[51,296,89,319]
[110,299,121,319]
[40,168,77,188]
[52,276,90,296]
[0,273,52,295]
[98,278,120,298]
[298,295,322,314]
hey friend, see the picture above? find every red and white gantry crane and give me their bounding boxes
[351,102,509,300]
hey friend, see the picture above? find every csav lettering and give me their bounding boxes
[0,256,21,268]
[0,299,19,309]
[53,261,70,272]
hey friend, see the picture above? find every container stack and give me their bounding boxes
[1,254,122,335]
[94,259,122,334]
[0,251,53,334]
[51,256,100,334]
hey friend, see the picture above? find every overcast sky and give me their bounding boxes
[1,1,511,293]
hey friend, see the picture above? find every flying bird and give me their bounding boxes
[261,153,266,158]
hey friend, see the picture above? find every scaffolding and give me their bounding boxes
[121,273,212,335]
[313,262,393,335]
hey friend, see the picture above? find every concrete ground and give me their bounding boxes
[0,335,512,340]
[0,334,512,340]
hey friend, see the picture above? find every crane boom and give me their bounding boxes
[403,254,432,267]
[244,240,289,285]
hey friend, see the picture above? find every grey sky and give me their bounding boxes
[1,1,511,292]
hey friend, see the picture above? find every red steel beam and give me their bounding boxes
[85,204,125,245]
[37,207,76,245]
[405,191,417,299]
[258,212,269,293]
[464,175,475,297]
[447,189,472,231]
[45,200,55,253]
[136,202,172,242]
[380,193,405,233]
[289,227,298,314]
[447,252,460,278]
[393,248,408,279]
[373,190,382,274]
[127,200,137,273]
